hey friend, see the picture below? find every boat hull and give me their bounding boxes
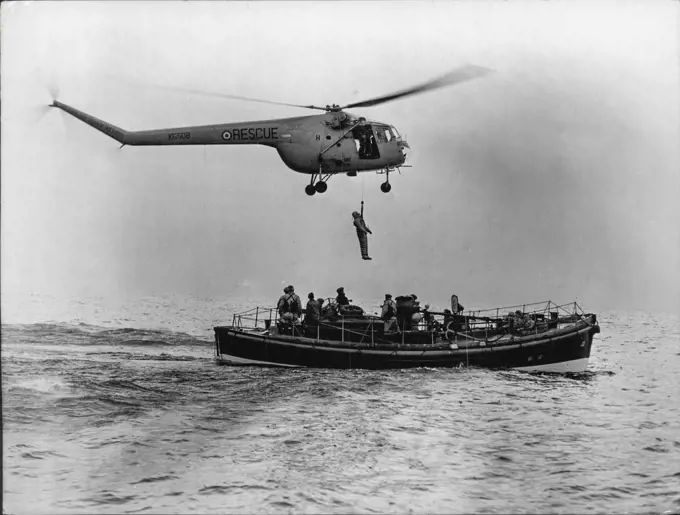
[214,318,599,372]
[514,357,591,373]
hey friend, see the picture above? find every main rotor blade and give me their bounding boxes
[341,64,493,109]
[147,84,327,111]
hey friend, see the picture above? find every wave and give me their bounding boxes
[131,475,180,485]
[1,322,212,348]
[5,376,75,398]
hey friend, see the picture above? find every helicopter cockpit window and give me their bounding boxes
[352,125,380,160]
[389,126,400,138]
[375,126,391,143]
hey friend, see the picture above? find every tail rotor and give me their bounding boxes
[48,82,60,105]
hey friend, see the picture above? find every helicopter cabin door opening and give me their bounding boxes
[352,125,380,160]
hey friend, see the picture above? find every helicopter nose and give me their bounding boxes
[399,141,410,163]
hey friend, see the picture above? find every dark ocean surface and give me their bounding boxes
[2,293,679,514]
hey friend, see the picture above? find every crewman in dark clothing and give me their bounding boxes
[278,285,302,322]
[277,286,292,318]
[381,293,398,333]
[305,293,321,326]
[352,211,372,260]
[336,287,351,306]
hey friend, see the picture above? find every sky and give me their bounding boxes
[2,1,679,314]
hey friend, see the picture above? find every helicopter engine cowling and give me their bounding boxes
[327,112,351,129]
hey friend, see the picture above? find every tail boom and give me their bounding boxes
[50,100,285,148]
[51,100,127,144]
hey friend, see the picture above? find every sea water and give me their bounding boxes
[2,292,679,514]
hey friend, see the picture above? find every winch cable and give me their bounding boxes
[361,176,365,216]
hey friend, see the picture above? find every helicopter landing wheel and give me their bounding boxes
[305,184,316,196]
[380,182,392,193]
[314,181,328,193]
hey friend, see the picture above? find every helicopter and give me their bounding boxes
[50,64,492,196]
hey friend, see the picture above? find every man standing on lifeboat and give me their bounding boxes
[277,285,302,323]
[305,292,321,327]
[381,294,398,333]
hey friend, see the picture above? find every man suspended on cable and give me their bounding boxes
[352,201,372,260]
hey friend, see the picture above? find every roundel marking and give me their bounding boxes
[222,130,232,141]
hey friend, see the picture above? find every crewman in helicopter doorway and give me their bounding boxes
[352,207,372,260]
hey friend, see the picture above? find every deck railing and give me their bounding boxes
[230,306,278,331]
[225,300,594,346]
[434,300,595,342]
[230,306,386,343]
